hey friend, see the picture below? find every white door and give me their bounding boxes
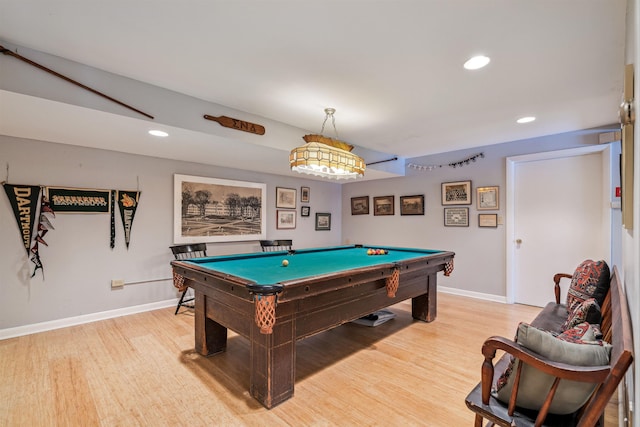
[507,146,611,307]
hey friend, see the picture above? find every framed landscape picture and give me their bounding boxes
[277,210,296,229]
[400,195,425,215]
[173,174,266,244]
[373,196,395,216]
[315,212,331,230]
[276,187,296,209]
[350,196,369,215]
[444,207,469,227]
[441,181,472,205]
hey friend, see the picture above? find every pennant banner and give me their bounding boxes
[31,193,56,277]
[110,189,116,249]
[2,183,41,255]
[46,187,110,213]
[117,190,140,249]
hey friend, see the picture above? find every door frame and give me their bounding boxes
[505,144,613,304]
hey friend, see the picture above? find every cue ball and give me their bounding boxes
[282,259,289,267]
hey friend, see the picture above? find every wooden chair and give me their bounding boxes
[170,243,207,315]
[259,239,293,252]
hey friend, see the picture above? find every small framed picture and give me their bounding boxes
[400,195,425,215]
[301,206,310,217]
[315,212,331,230]
[351,196,369,215]
[373,196,395,216]
[276,187,296,209]
[442,181,472,205]
[301,186,310,203]
[276,210,296,229]
[477,186,499,210]
[478,213,498,228]
[444,207,469,227]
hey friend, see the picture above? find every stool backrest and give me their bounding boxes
[260,240,293,252]
[170,243,208,260]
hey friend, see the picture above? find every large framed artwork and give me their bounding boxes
[174,174,266,244]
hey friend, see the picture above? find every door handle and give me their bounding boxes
[516,239,522,244]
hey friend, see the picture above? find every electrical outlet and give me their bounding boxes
[111,279,125,289]
[497,215,504,225]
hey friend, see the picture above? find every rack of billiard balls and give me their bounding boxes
[367,248,388,255]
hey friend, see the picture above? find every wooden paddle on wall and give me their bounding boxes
[203,114,265,135]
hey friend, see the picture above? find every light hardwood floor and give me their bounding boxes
[0,293,617,426]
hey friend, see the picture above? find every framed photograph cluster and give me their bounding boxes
[276,187,297,229]
[441,180,500,228]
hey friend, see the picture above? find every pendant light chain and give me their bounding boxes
[320,108,339,138]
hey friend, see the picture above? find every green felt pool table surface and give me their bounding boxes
[182,245,445,286]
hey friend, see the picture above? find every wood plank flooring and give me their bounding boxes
[0,293,618,426]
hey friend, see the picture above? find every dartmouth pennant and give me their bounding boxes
[2,183,41,255]
[117,190,140,248]
[2,182,52,276]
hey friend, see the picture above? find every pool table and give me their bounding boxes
[171,244,454,408]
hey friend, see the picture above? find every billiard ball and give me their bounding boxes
[282,259,289,267]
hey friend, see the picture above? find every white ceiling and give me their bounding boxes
[0,0,628,179]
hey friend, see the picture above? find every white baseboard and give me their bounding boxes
[1,287,507,340]
[439,286,508,304]
[0,298,178,340]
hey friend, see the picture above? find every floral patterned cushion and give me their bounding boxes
[566,260,610,311]
[555,322,596,342]
[561,298,601,331]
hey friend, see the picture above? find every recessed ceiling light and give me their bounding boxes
[463,55,490,70]
[516,116,536,124]
[148,129,169,137]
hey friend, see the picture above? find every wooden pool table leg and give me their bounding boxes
[411,272,437,322]
[249,315,296,409]
[194,291,227,356]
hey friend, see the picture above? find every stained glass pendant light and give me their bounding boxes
[289,108,365,180]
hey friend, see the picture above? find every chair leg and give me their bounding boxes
[175,289,189,315]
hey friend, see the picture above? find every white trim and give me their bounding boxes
[0,299,178,340]
[439,286,508,304]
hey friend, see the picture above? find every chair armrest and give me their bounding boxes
[553,273,573,304]
[479,336,610,405]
